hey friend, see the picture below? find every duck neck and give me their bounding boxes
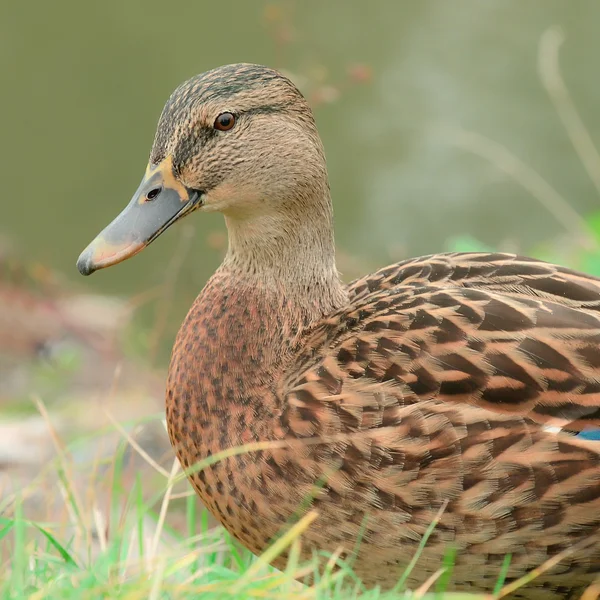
[221,194,348,321]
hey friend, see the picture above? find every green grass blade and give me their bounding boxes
[0,521,14,542]
[135,473,145,563]
[186,493,197,540]
[436,546,457,593]
[12,496,25,598]
[393,501,448,592]
[32,524,78,568]
[493,554,512,595]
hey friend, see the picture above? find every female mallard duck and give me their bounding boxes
[77,64,600,598]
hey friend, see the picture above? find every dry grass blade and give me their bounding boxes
[168,490,196,500]
[581,581,600,600]
[324,546,345,575]
[92,505,108,553]
[175,428,463,488]
[230,510,319,593]
[307,545,349,593]
[496,537,597,598]
[147,556,167,600]
[412,567,447,598]
[149,458,180,563]
[103,409,171,478]
[539,27,600,199]
[32,394,89,543]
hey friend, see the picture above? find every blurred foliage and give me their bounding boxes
[448,209,600,278]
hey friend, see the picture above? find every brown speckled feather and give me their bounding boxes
[80,64,600,599]
[302,252,600,430]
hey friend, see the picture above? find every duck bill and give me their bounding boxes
[76,157,200,276]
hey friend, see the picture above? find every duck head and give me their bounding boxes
[77,63,331,276]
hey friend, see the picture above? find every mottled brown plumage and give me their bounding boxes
[80,64,600,599]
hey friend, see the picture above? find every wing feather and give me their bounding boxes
[287,253,600,431]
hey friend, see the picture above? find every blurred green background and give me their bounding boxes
[4,0,600,300]
[2,0,600,575]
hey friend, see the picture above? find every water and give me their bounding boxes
[2,0,600,318]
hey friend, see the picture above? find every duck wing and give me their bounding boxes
[277,253,600,590]
[285,252,600,434]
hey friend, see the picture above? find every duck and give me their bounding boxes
[77,63,600,599]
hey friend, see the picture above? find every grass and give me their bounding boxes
[2,411,594,600]
[0,411,496,600]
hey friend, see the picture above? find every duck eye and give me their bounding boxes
[214,112,236,131]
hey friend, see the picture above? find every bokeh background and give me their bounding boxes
[2,0,600,539]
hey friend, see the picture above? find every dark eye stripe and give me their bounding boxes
[169,103,294,170]
[243,103,291,116]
